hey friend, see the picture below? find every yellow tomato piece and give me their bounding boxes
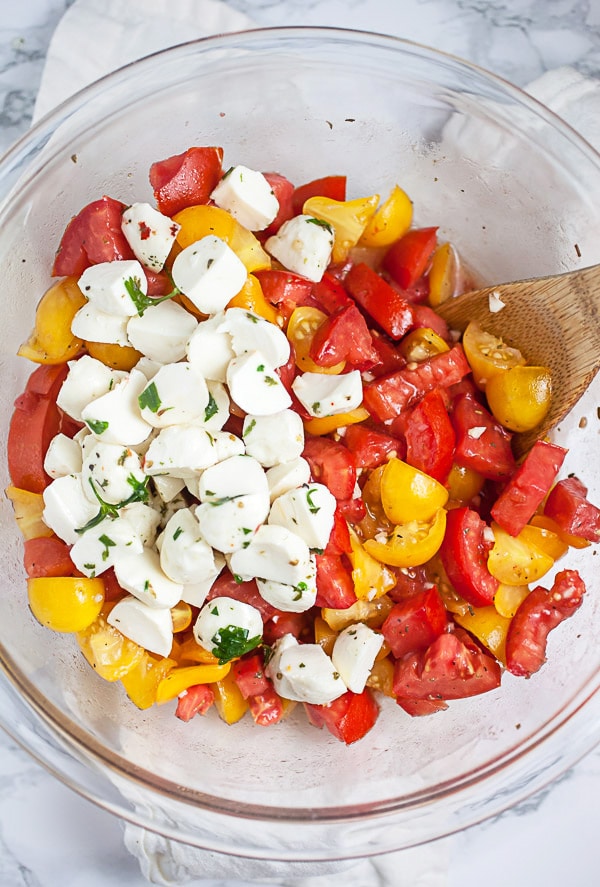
[18,277,86,364]
[121,652,177,710]
[5,486,53,540]
[488,521,554,586]
[446,463,485,506]
[211,672,249,724]
[85,341,142,371]
[462,321,526,389]
[229,223,272,273]
[303,406,369,436]
[171,601,193,633]
[380,458,449,524]
[364,507,447,568]
[322,594,394,631]
[314,614,337,655]
[286,306,345,374]
[303,194,379,263]
[485,365,552,433]
[171,635,221,665]
[520,521,568,562]
[493,582,530,618]
[173,204,270,272]
[348,528,396,600]
[28,576,104,632]
[428,242,459,307]
[531,513,591,551]
[77,608,144,681]
[454,605,510,664]
[399,327,450,363]
[156,662,232,704]
[227,273,280,324]
[366,656,395,697]
[358,185,413,247]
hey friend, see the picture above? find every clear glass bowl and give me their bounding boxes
[1,27,600,862]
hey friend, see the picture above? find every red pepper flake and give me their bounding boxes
[138,221,151,240]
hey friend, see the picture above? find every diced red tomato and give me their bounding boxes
[368,330,407,378]
[303,435,357,500]
[335,497,367,523]
[491,440,567,537]
[392,627,501,701]
[403,388,456,483]
[396,697,448,716]
[304,687,379,744]
[175,684,215,721]
[145,269,174,296]
[309,303,378,370]
[23,362,69,399]
[388,565,432,602]
[382,227,438,289]
[52,196,133,277]
[231,652,271,698]
[382,585,447,658]
[254,269,317,322]
[247,686,285,726]
[439,506,499,607]
[311,271,353,314]
[325,507,353,556]
[262,172,295,236]
[262,612,314,645]
[23,536,74,578]
[452,392,515,481]
[207,572,278,622]
[315,554,357,608]
[363,344,471,423]
[102,567,127,602]
[292,174,347,215]
[344,262,414,340]
[275,344,298,394]
[505,569,586,677]
[410,303,451,342]
[344,424,402,470]
[149,146,224,216]
[543,476,600,543]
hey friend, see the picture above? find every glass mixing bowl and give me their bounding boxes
[1,27,600,862]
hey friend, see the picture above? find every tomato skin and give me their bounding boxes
[363,344,471,423]
[344,424,402,470]
[23,536,74,578]
[491,440,567,537]
[505,569,586,677]
[175,684,215,722]
[254,269,317,321]
[315,554,357,609]
[451,392,516,482]
[309,303,378,370]
[292,174,347,215]
[311,271,353,314]
[439,506,499,607]
[261,171,295,236]
[247,686,285,726]
[149,146,224,216]
[396,696,448,716]
[101,566,127,602]
[403,388,456,483]
[381,585,447,658]
[543,477,600,543]
[382,227,438,289]
[410,303,451,342]
[207,572,278,622]
[304,687,379,744]
[52,196,133,277]
[368,330,407,378]
[303,435,357,500]
[262,611,314,645]
[344,261,414,340]
[231,652,271,698]
[326,507,353,555]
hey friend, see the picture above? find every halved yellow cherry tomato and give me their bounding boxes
[366,656,395,697]
[364,507,447,568]
[520,521,567,562]
[493,582,530,618]
[428,242,459,307]
[485,365,552,432]
[170,601,193,633]
[453,604,510,664]
[211,672,249,724]
[358,185,413,247]
[347,528,396,600]
[173,204,270,272]
[86,341,142,371]
[462,321,526,389]
[171,635,221,665]
[380,458,449,524]
[6,486,53,540]
[286,306,345,374]
[530,513,591,550]
[121,652,177,710]
[18,277,86,364]
[303,405,369,435]
[446,463,486,505]
[487,521,554,586]
[28,576,105,632]
[227,273,280,324]
[303,194,379,262]
[322,594,394,631]
[156,662,232,703]
[399,327,450,362]
[314,614,337,655]
[77,607,144,681]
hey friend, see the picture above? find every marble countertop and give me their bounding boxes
[2,1,600,885]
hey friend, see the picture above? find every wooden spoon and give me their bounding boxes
[436,264,600,456]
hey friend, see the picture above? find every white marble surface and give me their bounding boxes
[2,1,600,885]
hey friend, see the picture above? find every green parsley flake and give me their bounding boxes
[210,625,261,665]
[244,418,256,436]
[306,488,321,514]
[204,393,219,422]
[306,217,334,234]
[86,418,109,435]
[264,375,278,386]
[138,382,162,413]
[124,275,180,317]
[173,526,184,541]
[98,533,116,561]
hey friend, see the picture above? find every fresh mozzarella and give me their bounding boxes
[198,381,230,431]
[113,546,182,609]
[81,441,146,505]
[43,433,83,478]
[331,622,384,693]
[229,524,313,587]
[195,494,268,554]
[193,595,263,660]
[71,303,130,346]
[81,368,152,446]
[159,507,217,585]
[56,356,127,422]
[268,482,336,551]
[265,214,334,283]
[143,425,222,478]
[265,457,311,502]
[257,555,317,613]
[138,362,209,428]
[132,356,163,381]
[151,474,186,503]
[210,165,279,231]
[121,202,180,271]
[180,554,225,608]
[292,369,363,417]
[42,474,99,545]
[266,634,346,704]
[198,454,269,503]
[69,514,144,578]
[242,409,304,467]
[171,236,247,314]
[219,307,290,368]
[227,350,292,416]
[186,312,234,383]
[107,595,173,658]
[119,502,161,547]
[77,260,147,317]
[127,299,198,364]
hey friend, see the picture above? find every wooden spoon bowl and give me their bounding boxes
[436,264,600,455]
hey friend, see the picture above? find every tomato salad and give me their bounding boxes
[7,146,600,743]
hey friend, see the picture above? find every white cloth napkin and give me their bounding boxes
[33,1,600,885]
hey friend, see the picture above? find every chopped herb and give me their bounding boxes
[210,625,261,664]
[306,488,320,514]
[245,312,259,323]
[242,527,252,535]
[264,375,278,386]
[211,606,219,616]
[143,579,150,592]
[222,166,234,179]
[257,363,265,372]
[86,418,109,435]
[204,489,215,497]
[244,418,256,436]
[124,275,180,317]
[98,533,116,561]
[207,257,214,269]
[306,217,334,234]
[138,382,162,413]
[173,526,184,541]
[75,475,149,534]
[83,562,96,573]
[298,662,306,668]
[233,574,244,584]
[312,401,321,414]
[208,495,237,507]
[204,393,219,422]
[293,581,308,601]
